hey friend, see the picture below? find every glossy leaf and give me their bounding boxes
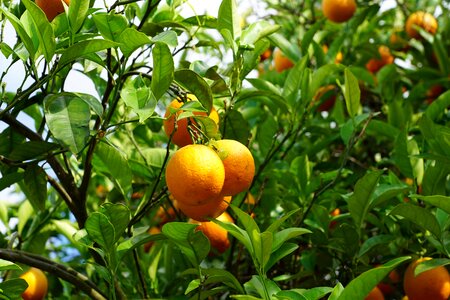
[240,21,280,46]
[162,222,209,266]
[151,42,174,100]
[342,68,361,118]
[358,234,395,257]
[0,259,22,272]
[92,142,132,197]
[415,258,450,276]
[347,170,383,230]
[21,0,55,63]
[390,203,441,238]
[100,203,130,244]
[68,0,89,33]
[0,9,36,60]
[44,93,91,153]
[413,195,450,215]
[151,30,178,47]
[118,28,151,56]
[265,243,298,271]
[92,13,127,41]
[174,69,213,113]
[217,0,241,41]
[0,278,28,297]
[202,268,245,294]
[85,212,116,253]
[121,75,157,122]
[21,165,47,211]
[337,256,410,300]
[272,228,311,253]
[221,109,250,144]
[8,141,59,161]
[58,39,119,68]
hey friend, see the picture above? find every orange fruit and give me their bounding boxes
[193,211,233,253]
[165,144,225,205]
[36,0,70,21]
[213,139,255,196]
[365,46,394,73]
[260,48,272,62]
[154,204,177,225]
[404,257,450,300]
[177,196,231,222]
[273,48,294,73]
[244,192,256,205]
[312,85,337,111]
[20,268,48,300]
[365,286,384,300]
[163,95,219,147]
[144,226,161,252]
[322,45,343,64]
[322,0,356,23]
[330,208,340,217]
[406,11,438,39]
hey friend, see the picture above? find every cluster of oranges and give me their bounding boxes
[365,257,450,300]
[144,95,256,253]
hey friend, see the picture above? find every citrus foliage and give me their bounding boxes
[0,0,449,299]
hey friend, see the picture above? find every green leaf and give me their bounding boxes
[21,165,47,211]
[415,258,450,276]
[92,141,132,197]
[307,64,344,101]
[202,268,245,294]
[301,20,325,54]
[151,42,174,100]
[390,203,441,238]
[68,0,89,33]
[85,212,116,253]
[283,55,309,99]
[392,129,413,178]
[8,141,59,161]
[217,0,241,41]
[0,260,22,272]
[21,0,55,63]
[266,209,301,233]
[58,39,119,68]
[265,243,298,271]
[337,256,410,300]
[419,115,450,157]
[229,204,260,235]
[221,109,250,144]
[425,91,450,121]
[118,28,151,57]
[151,30,178,47]
[100,203,130,244]
[272,228,311,253]
[92,13,127,41]
[328,283,344,300]
[121,75,157,122]
[358,235,395,257]
[342,68,361,118]
[162,222,209,266]
[0,9,36,60]
[117,230,165,261]
[347,170,383,231]
[240,21,280,46]
[339,113,372,145]
[75,92,103,117]
[44,93,91,153]
[290,155,310,195]
[174,69,213,113]
[0,278,29,297]
[213,220,254,255]
[253,231,273,271]
[370,183,410,208]
[413,195,450,215]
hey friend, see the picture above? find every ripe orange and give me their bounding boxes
[212,139,255,196]
[322,0,356,23]
[330,208,340,217]
[365,45,394,73]
[260,48,272,62]
[273,48,294,73]
[36,0,70,21]
[406,11,438,39]
[194,211,233,253]
[163,95,219,147]
[144,226,161,252]
[312,85,337,111]
[177,196,231,222]
[403,257,450,300]
[365,286,384,300]
[322,45,343,64]
[165,144,225,205]
[154,204,177,225]
[20,268,48,300]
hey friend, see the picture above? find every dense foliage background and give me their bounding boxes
[0,0,449,298]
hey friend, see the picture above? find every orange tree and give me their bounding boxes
[0,0,449,298]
